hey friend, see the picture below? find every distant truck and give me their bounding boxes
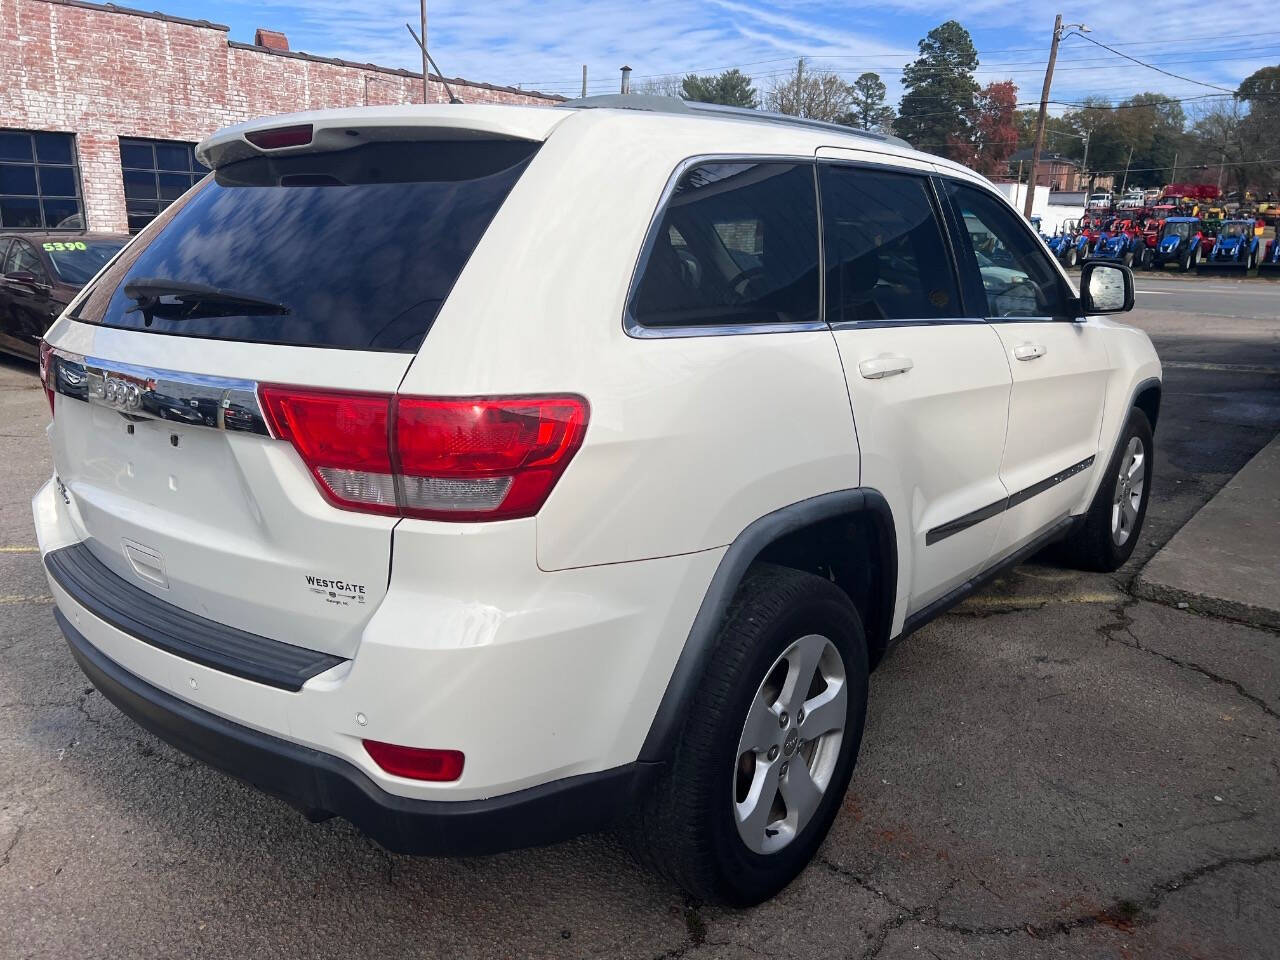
[1087,192,1112,210]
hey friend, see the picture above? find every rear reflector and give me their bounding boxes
[245,123,314,150]
[259,387,588,521]
[363,740,464,782]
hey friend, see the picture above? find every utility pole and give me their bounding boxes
[1120,146,1134,192]
[1080,130,1090,189]
[1171,151,1178,184]
[1025,15,1088,219]
[419,0,429,104]
[406,24,462,103]
[581,65,587,99]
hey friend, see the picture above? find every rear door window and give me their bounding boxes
[818,165,961,323]
[70,140,539,352]
[628,161,819,331]
[8,240,47,281]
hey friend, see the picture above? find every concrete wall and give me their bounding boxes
[0,0,560,231]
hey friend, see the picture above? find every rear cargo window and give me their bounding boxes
[70,140,539,351]
[628,161,819,331]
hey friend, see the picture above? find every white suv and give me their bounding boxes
[33,98,1160,905]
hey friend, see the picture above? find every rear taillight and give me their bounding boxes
[259,387,588,522]
[38,340,55,416]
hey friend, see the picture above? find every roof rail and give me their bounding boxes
[559,94,911,149]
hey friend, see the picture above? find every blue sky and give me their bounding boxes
[165,0,1275,115]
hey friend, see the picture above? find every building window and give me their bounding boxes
[119,138,209,232]
[0,129,83,229]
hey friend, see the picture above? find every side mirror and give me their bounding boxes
[1079,261,1134,314]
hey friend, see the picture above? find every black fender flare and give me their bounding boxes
[637,488,897,763]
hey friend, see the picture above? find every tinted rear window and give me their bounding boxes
[628,162,819,330]
[70,140,538,351]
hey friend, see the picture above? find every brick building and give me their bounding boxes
[1006,149,1083,192]
[0,0,561,234]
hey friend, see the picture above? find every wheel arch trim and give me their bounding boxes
[637,488,897,763]
[1130,376,1162,432]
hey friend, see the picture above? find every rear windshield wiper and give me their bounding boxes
[124,278,291,322]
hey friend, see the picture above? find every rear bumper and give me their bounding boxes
[57,608,660,854]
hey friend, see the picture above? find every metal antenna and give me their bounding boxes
[405,23,463,104]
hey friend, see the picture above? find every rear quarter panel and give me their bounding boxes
[395,112,862,571]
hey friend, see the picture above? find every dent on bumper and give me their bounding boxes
[56,609,661,854]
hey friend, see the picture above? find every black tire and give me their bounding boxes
[1122,249,1135,268]
[626,564,869,906]
[1060,408,1154,572]
[1065,245,1078,268]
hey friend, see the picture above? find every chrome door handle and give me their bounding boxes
[858,355,914,379]
[1013,343,1046,361]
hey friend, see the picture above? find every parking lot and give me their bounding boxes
[1,278,1278,959]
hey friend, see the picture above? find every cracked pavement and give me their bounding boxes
[2,287,1279,959]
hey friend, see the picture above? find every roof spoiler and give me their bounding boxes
[196,104,566,170]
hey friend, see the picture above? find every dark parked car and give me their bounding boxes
[0,232,127,360]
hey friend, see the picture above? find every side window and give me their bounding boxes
[628,162,819,330]
[819,165,961,323]
[0,240,12,273]
[945,182,1072,319]
[8,241,46,280]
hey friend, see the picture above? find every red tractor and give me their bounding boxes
[1078,214,1110,256]
[1141,216,1165,256]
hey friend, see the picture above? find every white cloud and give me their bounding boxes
[224,0,1274,106]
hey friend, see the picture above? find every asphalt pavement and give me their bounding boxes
[1,281,1278,960]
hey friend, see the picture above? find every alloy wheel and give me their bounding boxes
[733,634,847,855]
[1111,436,1146,547]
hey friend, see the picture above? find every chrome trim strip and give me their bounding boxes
[924,455,1096,546]
[49,347,270,436]
[828,317,985,331]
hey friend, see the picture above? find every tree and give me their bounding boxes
[1191,102,1249,194]
[1014,109,1084,161]
[1064,94,1190,189]
[893,20,979,161]
[1237,65,1280,195]
[638,75,683,97]
[766,58,855,122]
[843,72,894,131]
[680,69,758,109]
[972,81,1018,176]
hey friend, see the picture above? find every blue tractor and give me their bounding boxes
[1088,218,1141,268]
[1045,219,1087,268]
[1203,219,1261,271]
[1143,217,1203,272]
[1260,235,1280,274]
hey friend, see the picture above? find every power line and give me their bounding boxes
[510,32,1280,88]
[1063,31,1239,94]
